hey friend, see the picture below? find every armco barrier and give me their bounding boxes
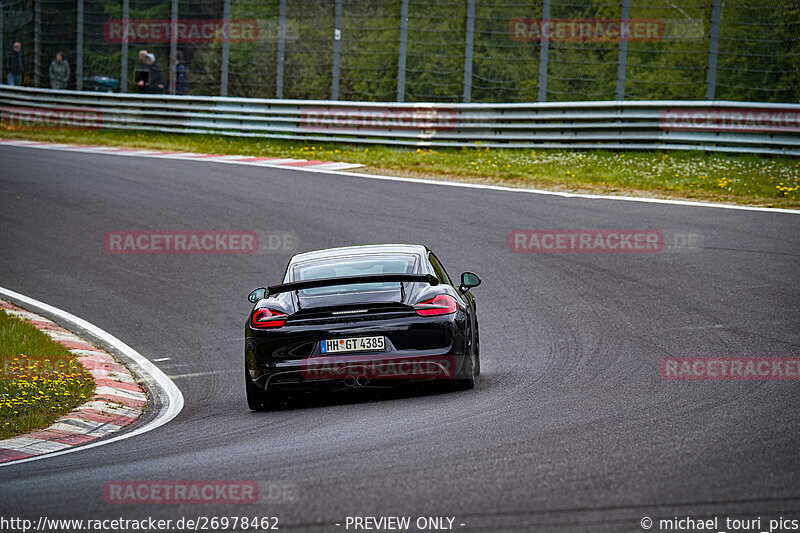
[1,86,799,156]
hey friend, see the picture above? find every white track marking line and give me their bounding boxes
[288,166,800,215]
[1,140,796,214]
[308,162,365,170]
[166,369,237,379]
[0,286,184,467]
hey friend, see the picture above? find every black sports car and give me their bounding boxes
[244,244,481,410]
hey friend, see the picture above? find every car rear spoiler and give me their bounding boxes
[267,273,439,296]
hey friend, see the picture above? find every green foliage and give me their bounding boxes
[36,0,800,102]
[0,310,95,439]
[715,0,800,102]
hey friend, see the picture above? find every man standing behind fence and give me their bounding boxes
[145,53,164,94]
[174,51,187,95]
[49,51,70,90]
[135,50,149,93]
[4,42,25,86]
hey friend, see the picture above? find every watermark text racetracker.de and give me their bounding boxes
[509,229,703,253]
[660,107,800,134]
[104,230,298,255]
[103,19,258,43]
[104,480,264,504]
[0,515,279,532]
[510,229,663,253]
[1,106,103,129]
[102,479,298,504]
[660,357,800,380]
[509,18,664,42]
[301,355,456,381]
[300,107,456,133]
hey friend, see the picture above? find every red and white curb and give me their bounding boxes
[0,299,147,463]
[0,139,363,171]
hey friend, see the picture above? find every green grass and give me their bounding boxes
[3,126,799,208]
[0,309,95,439]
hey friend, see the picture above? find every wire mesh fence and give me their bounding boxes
[2,0,798,103]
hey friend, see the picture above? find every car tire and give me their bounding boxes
[246,369,285,411]
[264,387,284,411]
[450,353,475,391]
[245,368,267,411]
[473,334,481,377]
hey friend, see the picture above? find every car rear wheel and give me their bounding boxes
[245,369,285,411]
[449,352,475,391]
[245,368,267,411]
[473,332,481,377]
[265,388,284,410]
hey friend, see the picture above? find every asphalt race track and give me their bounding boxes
[1,144,799,532]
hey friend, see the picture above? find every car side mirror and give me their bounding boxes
[459,272,481,292]
[248,287,266,303]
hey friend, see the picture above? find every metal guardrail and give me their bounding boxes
[1,86,799,156]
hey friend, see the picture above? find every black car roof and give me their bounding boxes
[288,244,431,264]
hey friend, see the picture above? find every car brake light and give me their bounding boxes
[251,308,288,328]
[414,294,457,316]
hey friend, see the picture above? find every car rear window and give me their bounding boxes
[293,255,418,295]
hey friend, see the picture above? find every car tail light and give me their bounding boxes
[414,295,457,316]
[251,308,288,328]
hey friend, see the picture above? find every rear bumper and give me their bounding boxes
[245,313,470,392]
[251,350,470,392]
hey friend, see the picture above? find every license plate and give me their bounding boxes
[320,336,385,354]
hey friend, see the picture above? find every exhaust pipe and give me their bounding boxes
[356,374,369,387]
[344,375,356,387]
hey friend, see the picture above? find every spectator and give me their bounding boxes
[4,42,25,86]
[145,53,164,94]
[174,51,187,95]
[49,51,70,90]
[135,49,148,93]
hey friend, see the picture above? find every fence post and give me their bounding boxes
[396,0,408,102]
[34,0,41,86]
[169,0,177,95]
[276,0,286,98]
[120,0,129,92]
[706,0,721,100]
[221,0,231,96]
[76,0,84,90]
[537,0,550,102]
[331,0,342,100]
[615,0,630,100]
[463,0,475,103]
